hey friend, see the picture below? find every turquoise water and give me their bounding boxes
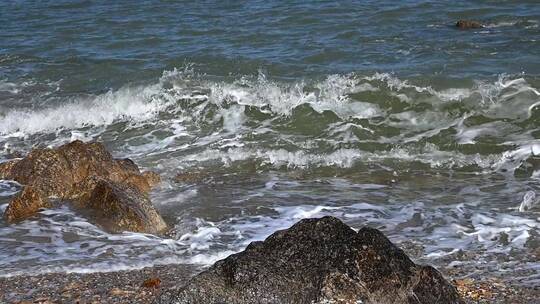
[0,1,539,285]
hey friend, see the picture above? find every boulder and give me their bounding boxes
[161,216,463,304]
[0,141,157,199]
[4,186,51,223]
[456,20,483,29]
[87,179,167,234]
[1,140,165,234]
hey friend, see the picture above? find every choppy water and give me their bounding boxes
[1,0,540,286]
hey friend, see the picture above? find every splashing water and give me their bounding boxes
[0,69,539,286]
[1,0,540,288]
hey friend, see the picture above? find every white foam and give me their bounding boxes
[485,21,519,28]
[0,84,167,136]
[179,223,222,250]
[0,256,190,278]
[519,191,539,212]
[455,121,509,144]
[492,140,540,173]
[202,73,383,120]
[188,250,237,265]
[0,206,196,276]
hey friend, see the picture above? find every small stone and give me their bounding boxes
[142,277,161,289]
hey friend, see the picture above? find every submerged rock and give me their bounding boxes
[1,140,165,234]
[456,20,484,29]
[161,216,463,304]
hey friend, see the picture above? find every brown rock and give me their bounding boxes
[1,140,158,200]
[5,147,74,198]
[114,158,141,174]
[4,186,51,223]
[122,174,153,194]
[1,140,165,234]
[87,180,167,234]
[456,20,484,29]
[142,277,162,288]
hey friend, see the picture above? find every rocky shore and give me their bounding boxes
[2,216,539,304]
[1,141,538,304]
[1,265,537,304]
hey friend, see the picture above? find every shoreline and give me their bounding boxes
[1,264,538,304]
[0,265,194,304]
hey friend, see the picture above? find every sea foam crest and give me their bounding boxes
[0,84,166,136]
[0,69,538,144]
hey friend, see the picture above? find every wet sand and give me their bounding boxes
[0,265,538,304]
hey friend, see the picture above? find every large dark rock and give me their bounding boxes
[1,140,165,234]
[160,216,463,304]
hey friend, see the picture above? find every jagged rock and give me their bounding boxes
[87,180,167,234]
[456,20,483,29]
[4,186,51,223]
[161,216,463,304]
[1,140,165,234]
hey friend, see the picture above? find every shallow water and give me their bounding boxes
[1,0,539,286]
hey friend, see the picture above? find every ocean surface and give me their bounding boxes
[1,0,539,286]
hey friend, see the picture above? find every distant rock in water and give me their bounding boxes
[0,140,166,234]
[160,216,463,304]
[456,20,484,29]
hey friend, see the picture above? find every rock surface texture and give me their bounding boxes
[3,186,51,223]
[0,140,165,233]
[160,216,463,304]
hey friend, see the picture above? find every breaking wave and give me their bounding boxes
[1,69,539,177]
